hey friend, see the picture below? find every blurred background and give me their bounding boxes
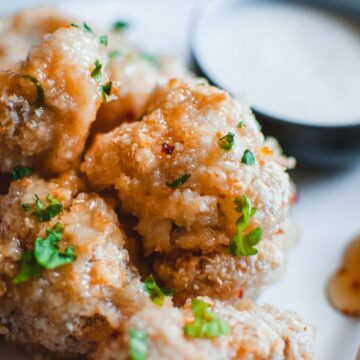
[0,1,359,359]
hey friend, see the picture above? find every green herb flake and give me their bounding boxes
[229,195,262,257]
[144,275,173,306]
[129,328,148,360]
[142,53,160,67]
[184,299,230,338]
[167,173,191,189]
[218,132,235,151]
[12,165,33,180]
[99,35,108,46]
[21,202,31,211]
[91,60,102,81]
[29,194,63,222]
[113,20,129,32]
[13,251,44,284]
[109,50,122,60]
[241,149,255,165]
[71,22,95,35]
[35,222,76,269]
[13,222,76,284]
[100,81,113,102]
[237,121,246,128]
[22,75,44,109]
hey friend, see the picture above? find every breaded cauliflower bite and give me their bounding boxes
[0,174,149,356]
[94,298,313,360]
[84,80,294,253]
[0,25,108,175]
[94,51,191,133]
[0,8,71,69]
[83,80,294,299]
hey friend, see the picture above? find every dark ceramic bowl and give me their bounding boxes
[191,0,360,168]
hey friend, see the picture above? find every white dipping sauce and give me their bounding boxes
[195,2,360,126]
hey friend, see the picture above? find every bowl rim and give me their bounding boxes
[190,0,360,131]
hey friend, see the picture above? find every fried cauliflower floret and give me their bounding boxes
[0,175,149,356]
[153,230,287,304]
[83,80,294,255]
[94,298,313,360]
[0,8,71,69]
[0,25,108,174]
[93,52,191,133]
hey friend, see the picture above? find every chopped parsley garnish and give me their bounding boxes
[21,203,32,211]
[100,81,113,102]
[241,149,255,165]
[237,121,246,128]
[144,275,174,306]
[129,328,148,360]
[142,53,160,67]
[34,222,75,269]
[167,173,191,189]
[91,60,102,81]
[229,195,262,257]
[109,50,122,60]
[22,194,63,222]
[71,22,108,46]
[22,75,44,109]
[99,35,108,46]
[13,222,76,284]
[13,251,43,284]
[71,22,95,35]
[184,299,230,338]
[113,20,129,32]
[12,165,33,180]
[218,132,235,151]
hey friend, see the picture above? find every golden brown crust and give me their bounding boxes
[0,26,107,175]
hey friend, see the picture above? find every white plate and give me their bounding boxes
[0,1,359,359]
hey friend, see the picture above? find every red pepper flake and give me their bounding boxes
[162,143,175,155]
[237,289,243,299]
[290,192,299,205]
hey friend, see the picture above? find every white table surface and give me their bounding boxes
[0,1,359,359]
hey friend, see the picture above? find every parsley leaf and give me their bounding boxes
[241,149,255,165]
[229,195,262,256]
[12,251,43,284]
[113,20,129,32]
[12,165,33,180]
[144,275,174,306]
[22,75,44,109]
[99,35,108,46]
[184,299,230,338]
[237,121,246,128]
[71,22,95,35]
[218,132,235,151]
[32,194,63,222]
[167,173,191,189]
[13,222,76,284]
[35,222,76,269]
[129,328,148,360]
[100,81,113,102]
[109,50,122,60]
[91,60,102,81]
[21,202,31,210]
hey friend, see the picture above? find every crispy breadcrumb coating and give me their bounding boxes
[93,52,191,133]
[0,174,149,356]
[0,25,108,175]
[83,80,294,255]
[93,298,313,360]
[153,229,287,303]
